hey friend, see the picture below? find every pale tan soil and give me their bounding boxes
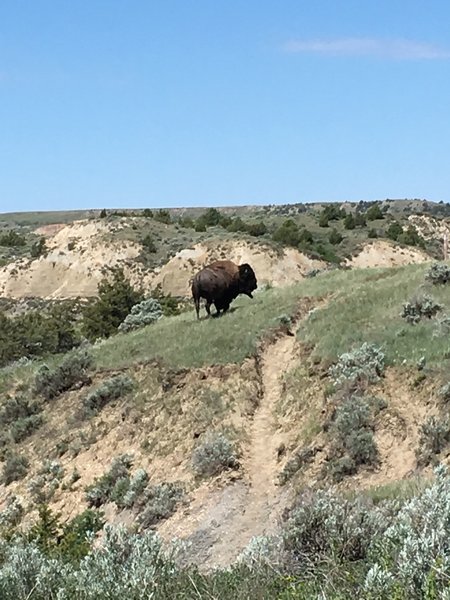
[0,293,445,567]
[150,241,325,297]
[34,223,67,237]
[201,327,300,567]
[346,240,430,269]
[0,222,325,299]
[0,220,147,298]
[0,215,437,300]
[0,359,262,527]
[350,369,440,491]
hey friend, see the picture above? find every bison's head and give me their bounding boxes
[238,263,257,298]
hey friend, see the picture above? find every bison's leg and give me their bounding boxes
[191,280,201,320]
[205,300,212,317]
[194,296,200,320]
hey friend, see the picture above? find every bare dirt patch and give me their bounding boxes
[346,240,430,269]
[0,220,148,298]
[151,240,325,297]
[0,225,324,300]
[349,368,441,490]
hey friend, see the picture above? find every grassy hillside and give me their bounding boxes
[300,263,450,368]
[1,261,448,485]
[94,286,303,369]
[1,203,450,597]
[90,262,450,372]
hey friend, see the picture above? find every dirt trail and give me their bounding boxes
[160,313,307,570]
[204,330,299,567]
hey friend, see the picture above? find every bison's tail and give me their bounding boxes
[191,279,201,320]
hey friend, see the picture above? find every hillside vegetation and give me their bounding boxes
[0,202,450,597]
[0,198,449,299]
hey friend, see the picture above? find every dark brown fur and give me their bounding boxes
[191,260,257,319]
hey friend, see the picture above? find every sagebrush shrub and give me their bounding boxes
[82,374,134,415]
[276,313,292,327]
[137,482,184,528]
[84,455,180,526]
[4,469,450,598]
[425,262,450,285]
[118,298,163,332]
[333,395,372,434]
[0,395,43,443]
[0,431,10,459]
[282,489,386,571]
[305,268,320,278]
[328,396,378,480]
[1,451,29,485]
[237,535,284,569]
[440,382,450,402]
[344,429,378,465]
[330,343,385,386]
[329,455,358,481]
[10,414,44,443]
[0,496,24,529]
[0,395,41,426]
[28,460,65,504]
[122,468,149,508]
[0,526,179,600]
[85,454,133,508]
[34,350,93,399]
[151,285,182,317]
[433,313,450,337]
[401,294,443,324]
[416,416,450,466]
[191,432,238,478]
[364,465,450,599]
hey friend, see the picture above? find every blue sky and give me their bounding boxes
[1,1,450,212]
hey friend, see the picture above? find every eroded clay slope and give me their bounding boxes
[346,240,430,269]
[0,220,148,298]
[150,241,325,297]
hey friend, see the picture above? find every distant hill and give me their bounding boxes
[0,199,448,300]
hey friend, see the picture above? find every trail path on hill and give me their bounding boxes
[204,325,300,568]
[160,306,311,569]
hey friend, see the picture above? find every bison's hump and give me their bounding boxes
[204,260,239,276]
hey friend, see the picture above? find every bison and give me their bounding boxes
[191,260,257,319]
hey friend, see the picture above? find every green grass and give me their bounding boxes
[362,476,431,505]
[298,262,450,369]
[3,262,449,380]
[94,285,306,370]
[92,263,419,373]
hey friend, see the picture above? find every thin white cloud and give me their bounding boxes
[283,37,450,60]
